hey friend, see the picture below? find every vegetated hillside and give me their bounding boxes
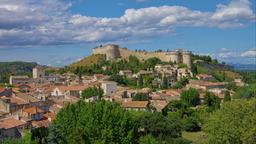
[69,54,106,68]
[0,61,38,83]
[193,55,241,82]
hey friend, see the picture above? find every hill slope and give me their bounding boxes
[69,54,106,68]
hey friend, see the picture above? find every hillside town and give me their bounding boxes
[0,46,247,140]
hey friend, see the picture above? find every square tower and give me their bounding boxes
[33,66,45,79]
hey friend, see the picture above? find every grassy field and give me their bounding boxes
[182,131,208,144]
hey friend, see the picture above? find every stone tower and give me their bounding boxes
[182,51,192,68]
[33,66,45,79]
[92,44,121,60]
[167,50,182,64]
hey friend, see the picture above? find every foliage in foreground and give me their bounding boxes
[204,98,256,144]
[48,101,138,144]
[180,88,200,107]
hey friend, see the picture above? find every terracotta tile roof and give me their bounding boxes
[0,118,27,129]
[23,107,44,115]
[94,74,106,79]
[32,119,50,128]
[11,97,28,105]
[151,100,168,111]
[164,89,182,96]
[196,74,213,78]
[190,80,225,87]
[121,101,148,108]
[15,93,40,103]
[53,100,71,108]
[16,84,32,88]
[0,87,5,93]
[56,85,88,93]
[43,112,56,120]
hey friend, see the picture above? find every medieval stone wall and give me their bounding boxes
[92,44,192,68]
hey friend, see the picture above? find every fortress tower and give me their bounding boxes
[167,50,182,64]
[182,51,192,68]
[92,44,121,60]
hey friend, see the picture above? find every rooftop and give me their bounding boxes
[121,101,148,108]
[32,119,50,128]
[43,112,56,120]
[55,85,88,92]
[0,118,27,129]
[23,106,44,114]
[10,75,29,79]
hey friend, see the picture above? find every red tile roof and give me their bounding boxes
[32,119,50,128]
[0,118,27,129]
[23,107,44,115]
[43,112,56,120]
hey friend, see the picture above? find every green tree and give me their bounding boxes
[180,88,200,107]
[0,130,38,144]
[128,55,141,73]
[139,112,182,141]
[204,91,221,111]
[204,98,256,144]
[137,75,144,88]
[22,130,38,144]
[234,84,256,99]
[31,127,48,144]
[48,101,138,144]
[81,86,103,100]
[47,123,66,144]
[172,78,188,89]
[139,135,160,144]
[109,74,128,85]
[143,57,162,70]
[133,93,149,101]
[224,91,231,102]
[161,75,168,89]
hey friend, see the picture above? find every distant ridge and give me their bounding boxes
[0,61,38,83]
[230,63,256,71]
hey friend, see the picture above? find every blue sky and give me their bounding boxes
[0,0,255,67]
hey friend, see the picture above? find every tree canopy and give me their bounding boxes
[204,98,256,144]
[180,88,200,107]
[132,93,149,101]
[81,86,103,100]
[48,101,138,144]
[204,91,221,111]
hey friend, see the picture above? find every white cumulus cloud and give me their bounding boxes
[241,48,256,57]
[0,0,255,47]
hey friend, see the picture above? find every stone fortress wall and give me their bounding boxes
[92,44,192,68]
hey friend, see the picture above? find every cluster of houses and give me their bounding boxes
[119,64,193,88]
[0,65,244,139]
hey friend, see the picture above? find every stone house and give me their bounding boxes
[101,81,117,96]
[22,106,44,121]
[121,101,149,111]
[119,70,133,77]
[196,74,215,81]
[0,117,28,138]
[9,76,31,85]
[51,85,88,98]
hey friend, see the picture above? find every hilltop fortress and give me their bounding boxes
[92,44,192,68]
